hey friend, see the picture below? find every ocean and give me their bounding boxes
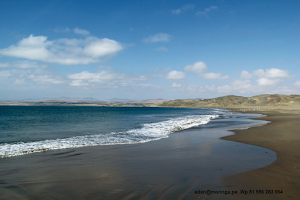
[0,106,220,158]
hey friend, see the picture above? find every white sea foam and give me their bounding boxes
[0,114,218,158]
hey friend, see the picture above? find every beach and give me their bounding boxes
[0,108,276,200]
[221,107,300,200]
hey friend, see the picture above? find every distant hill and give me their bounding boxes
[1,95,300,107]
[158,94,300,108]
[0,98,169,106]
[104,98,168,104]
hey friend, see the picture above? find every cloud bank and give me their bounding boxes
[0,34,123,65]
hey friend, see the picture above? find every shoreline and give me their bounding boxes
[0,108,276,200]
[220,107,300,199]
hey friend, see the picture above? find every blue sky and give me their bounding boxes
[0,0,300,100]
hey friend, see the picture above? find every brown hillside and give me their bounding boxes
[158,94,300,108]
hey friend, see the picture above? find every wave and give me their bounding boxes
[0,114,218,158]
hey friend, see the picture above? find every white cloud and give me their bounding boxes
[253,68,289,78]
[69,80,89,87]
[205,85,216,92]
[166,71,185,79]
[83,38,122,57]
[0,67,65,85]
[221,75,230,79]
[256,78,280,86]
[294,81,300,87]
[73,28,90,35]
[156,46,168,52]
[0,34,123,65]
[67,70,147,89]
[252,68,289,87]
[196,6,218,17]
[202,73,219,79]
[68,71,125,82]
[184,61,207,73]
[13,79,25,84]
[172,4,194,15]
[143,33,171,43]
[217,85,232,93]
[240,70,252,79]
[253,69,265,77]
[27,74,64,84]
[0,61,47,69]
[265,68,289,78]
[231,80,253,93]
[201,72,229,80]
[172,82,181,87]
[0,68,147,89]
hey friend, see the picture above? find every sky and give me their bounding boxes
[0,0,300,100]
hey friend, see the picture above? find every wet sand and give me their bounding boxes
[0,112,276,200]
[221,107,300,200]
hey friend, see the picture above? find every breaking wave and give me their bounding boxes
[0,114,218,158]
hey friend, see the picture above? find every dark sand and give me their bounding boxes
[0,112,277,200]
[221,107,300,200]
